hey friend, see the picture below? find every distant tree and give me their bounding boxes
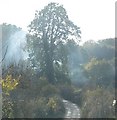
[27,2,81,84]
[82,38,115,61]
[1,23,21,64]
[83,58,114,88]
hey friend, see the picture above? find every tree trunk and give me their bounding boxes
[43,36,55,84]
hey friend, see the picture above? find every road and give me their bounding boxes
[63,99,80,118]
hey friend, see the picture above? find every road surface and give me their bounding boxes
[63,99,80,118]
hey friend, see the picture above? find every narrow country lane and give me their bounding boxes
[63,99,80,118]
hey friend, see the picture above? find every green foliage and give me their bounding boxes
[82,38,115,60]
[1,74,20,118]
[46,95,65,118]
[2,98,14,118]
[1,3,115,119]
[27,2,81,84]
[81,88,115,118]
[12,95,65,118]
[1,73,20,118]
[58,84,74,100]
[5,67,66,118]
[41,84,59,97]
[1,75,19,95]
[58,84,82,106]
[83,58,114,87]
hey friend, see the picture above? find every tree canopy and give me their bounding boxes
[27,2,81,84]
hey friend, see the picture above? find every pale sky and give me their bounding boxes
[0,0,115,42]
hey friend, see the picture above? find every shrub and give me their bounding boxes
[41,84,60,97]
[12,95,65,118]
[81,88,115,118]
[58,84,74,101]
[2,98,14,118]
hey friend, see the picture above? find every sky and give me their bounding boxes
[0,0,115,42]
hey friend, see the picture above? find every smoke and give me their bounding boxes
[68,46,89,85]
[3,30,28,66]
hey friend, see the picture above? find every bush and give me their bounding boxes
[58,84,74,101]
[12,95,65,118]
[81,88,115,118]
[41,84,60,97]
[46,95,65,118]
[12,97,47,118]
[58,84,82,107]
[2,97,14,118]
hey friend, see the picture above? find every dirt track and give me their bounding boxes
[63,99,80,118]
